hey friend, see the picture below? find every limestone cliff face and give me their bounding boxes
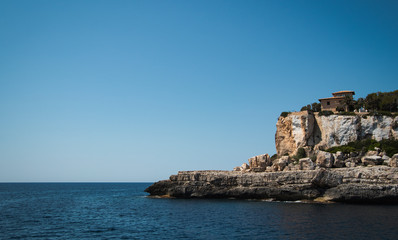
[275,112,398,156]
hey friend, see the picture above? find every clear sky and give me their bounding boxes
[0,0,397,182]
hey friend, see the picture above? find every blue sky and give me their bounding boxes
[0,0,397,182]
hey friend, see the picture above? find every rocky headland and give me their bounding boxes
[146,112,398,203]
[145,166,398,203]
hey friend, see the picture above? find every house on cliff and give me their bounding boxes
[319,90,355,111]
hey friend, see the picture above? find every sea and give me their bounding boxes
[1,183,398,240]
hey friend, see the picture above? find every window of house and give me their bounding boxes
[327,101,330,105]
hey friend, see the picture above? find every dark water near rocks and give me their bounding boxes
[1,183,398,239]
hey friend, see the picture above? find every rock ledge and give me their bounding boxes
[145,166,398,203]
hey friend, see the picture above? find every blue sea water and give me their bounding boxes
[1,183,398,239]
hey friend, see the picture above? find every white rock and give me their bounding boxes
[272,156,290,171]
[316,151,334,168]
[275,112,398,156]
[248,154,270,171]
[389,154,398,167]
[233,166,242,171]
[345,162,356,168]
[241,163,250,170]
[362,156,383,166]
[299,158,315,170]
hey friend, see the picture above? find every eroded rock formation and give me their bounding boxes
[248,154,270,172]
[145,166,398,203]
[146,111,398,203]
[275,112,398,156]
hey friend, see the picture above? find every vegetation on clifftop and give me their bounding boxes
[300,102,321,112]
[326,139,398,157]
[318,111,334,116]
[280,112,291,118]
[299,90,398,113]
[365,90,398,112]
[282,90,398,117]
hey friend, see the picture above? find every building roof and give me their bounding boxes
[319,90,356,102]
[332,90,355,95]
[318,96,345,101]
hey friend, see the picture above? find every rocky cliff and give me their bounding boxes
[146,111,398,203]
[145,166,398,203]
[275,112,398,156]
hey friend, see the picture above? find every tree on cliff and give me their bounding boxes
[365,93,381,111]
[299,90,397,113]
[311,102,321,112]
[354,97,365,110]
[342,95,355,112]
[300,102,321,112]
[365,90,398,112]
[380,90,398,112]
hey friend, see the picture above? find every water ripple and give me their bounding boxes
[1,183,398,239]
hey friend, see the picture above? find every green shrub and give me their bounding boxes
[292,147,307,161]
[327,145,356,154]
[296,148,306,159]
[318,111,334,116]
[378,139,398,157]
[270,154,278,161]
[300,102,321,112]
[311,102,321,112]
[280,112,291,118]
[326,139,398,157]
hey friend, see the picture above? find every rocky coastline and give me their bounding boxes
[145,166,398,203]
[146,112,398,203]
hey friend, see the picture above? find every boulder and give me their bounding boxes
[241,163,250,171]
[348,156,361,164]
[345,162,356,168]
[299,158,315,170]
[272,156,290,171]
[284,163,300,171]
[366,150,378,156]
[389,154,398,167]
[233,166,242,172]
[333,159,345,168]
[382,155,390,166]
[379,151,387,157]
[335,151,345,160]
[333,151,345,167]
[362,156,383,166]
[316,151,334,168]
[291,164,300,171]
[248,154,270,171]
